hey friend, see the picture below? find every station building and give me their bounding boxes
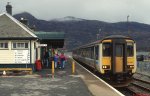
[0,12,65,72]
[0,13,40,72]
[0,3,65,72]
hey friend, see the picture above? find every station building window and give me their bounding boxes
[0,42,8,49]
[12,42,29,49]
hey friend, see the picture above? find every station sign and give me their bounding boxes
[38,44,47,47]
[14,50,30,63]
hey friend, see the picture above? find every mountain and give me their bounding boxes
[13,12,150,51]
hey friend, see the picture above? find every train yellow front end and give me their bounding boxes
[100,37,136,81]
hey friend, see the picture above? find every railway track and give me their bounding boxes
[115,75,150,96]
[135,72,150,77]
[124,73,150,96]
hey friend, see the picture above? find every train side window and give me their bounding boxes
[95,46,99,60]
[85,48,88,57]
[88,47,91,58]
[88,48,91,58]
[103,43,111,57]
[127,43,134,57]
[83,49,85,57]
[91,47,94,59]
[79,49,81,56]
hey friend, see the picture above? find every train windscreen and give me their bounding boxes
[127,42,134,57]
[103,43,111,57]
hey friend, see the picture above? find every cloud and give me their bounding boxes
[0,0,150,24]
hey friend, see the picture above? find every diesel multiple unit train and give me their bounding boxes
[73,35,136,82]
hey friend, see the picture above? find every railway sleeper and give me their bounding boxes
[131,82,150,93]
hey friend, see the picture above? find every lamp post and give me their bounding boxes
[96,34,99,40]
[127,15,129,22]
[127,15,129,33]
[96,28,102,40]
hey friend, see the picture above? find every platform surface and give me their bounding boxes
[0,61,92,96]
[0,59,124,96]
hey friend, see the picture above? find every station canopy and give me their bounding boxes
[34,31,65,48]
[34,31,65,40]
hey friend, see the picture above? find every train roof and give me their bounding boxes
[102,35,132,40]
[74,35,135,50]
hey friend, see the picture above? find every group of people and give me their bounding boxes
[54,52,66,69]
[42,48,67,69]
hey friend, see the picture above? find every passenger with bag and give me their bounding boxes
[59,52,66,69]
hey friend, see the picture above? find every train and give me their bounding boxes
[73,35,136,83]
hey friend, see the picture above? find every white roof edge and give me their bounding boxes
[0,12,6,17]
[0,12,37,38]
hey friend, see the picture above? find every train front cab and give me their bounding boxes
[101,38,136,80]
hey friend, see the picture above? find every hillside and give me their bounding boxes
[13,12,150,51]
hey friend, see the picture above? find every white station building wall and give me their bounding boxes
[0,40,38,64]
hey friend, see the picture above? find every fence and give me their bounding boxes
[137,61,150,76]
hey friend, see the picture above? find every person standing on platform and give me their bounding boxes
[44,50,49,67]
[54,54,59,68]
[42,50,46,67]
[59,52,66,69]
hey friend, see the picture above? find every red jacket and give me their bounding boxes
[59,54,66,61]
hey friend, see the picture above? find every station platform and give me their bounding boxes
[74,59,124,96]
[0,58,124,96]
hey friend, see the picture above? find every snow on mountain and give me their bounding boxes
[50,16,85,22]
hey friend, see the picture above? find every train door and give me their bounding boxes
[115,44,124,73]
[94,45,99,69]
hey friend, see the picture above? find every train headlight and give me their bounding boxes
[102,65,110,69]
[127,65,134,69]
[102,66,104,68]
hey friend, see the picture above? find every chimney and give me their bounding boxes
[6,2,12,15]
[30,25,36,31]
[20,17,28,26]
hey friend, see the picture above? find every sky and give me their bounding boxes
[0,0,150,24]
